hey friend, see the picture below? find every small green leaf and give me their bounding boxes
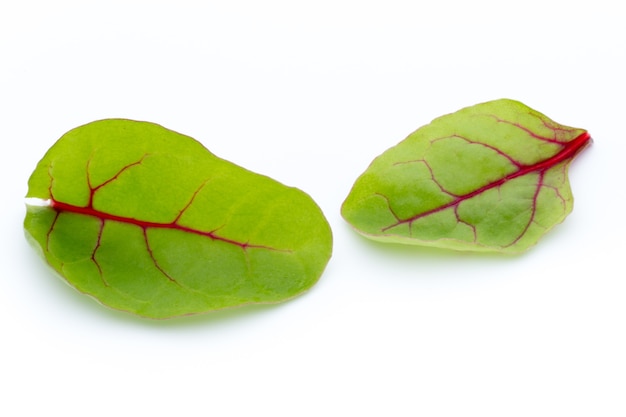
[341,99,591,253]
[25,120,332,318]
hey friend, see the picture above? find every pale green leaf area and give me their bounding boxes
[341,99,590,253]
[25,119,333,318]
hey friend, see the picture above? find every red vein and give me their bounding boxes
[375,192,402,223]
[87,155,148,205]
[454,205,477,242]
[50,194,277,251]
[91,219,108,286]
[142,228,179,286]
[393,159,459,197]
[46,211,60,254]
[435,134,524,167]
[504,171,544,248]
[382,131,590,231]
[485,114,569,145]
[172,178,209,224]
[395,134,524,168]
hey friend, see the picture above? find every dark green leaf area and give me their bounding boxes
[25,119,332,318]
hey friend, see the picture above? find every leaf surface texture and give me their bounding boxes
[25,120,332,318]
[341,99,590,253]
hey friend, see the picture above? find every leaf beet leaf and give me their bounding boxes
[25,120,333,318]
[341,99,591,253]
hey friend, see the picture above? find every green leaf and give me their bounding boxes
[25,119,332,318]
[341,99,591,253]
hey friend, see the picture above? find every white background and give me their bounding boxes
[1,1,624,416]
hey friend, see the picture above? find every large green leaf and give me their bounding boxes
[341,99,591,253]
[25,120,332,318]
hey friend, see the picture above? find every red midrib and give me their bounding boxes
[390,131,591,227]
[50,200,259,250]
